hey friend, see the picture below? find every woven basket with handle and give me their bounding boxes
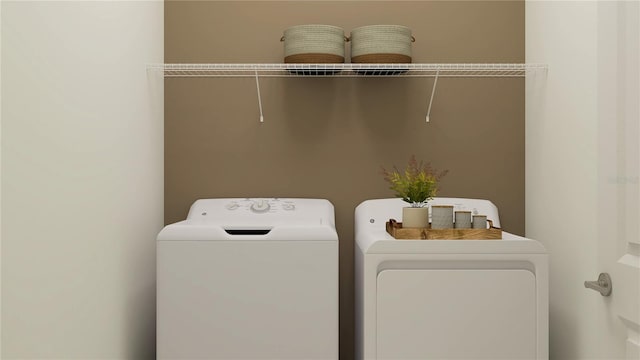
[350,25,414,63]
[281,24,347,63]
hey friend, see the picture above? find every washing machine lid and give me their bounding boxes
[355,198,546,254]
[158,198,338,241]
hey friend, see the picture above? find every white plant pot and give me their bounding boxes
[402,207,429,228]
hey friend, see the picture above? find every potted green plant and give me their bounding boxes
[381,155,448,228]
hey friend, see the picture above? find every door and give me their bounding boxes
[596,2,640,358]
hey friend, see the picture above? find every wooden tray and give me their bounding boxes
[386,219,502,240]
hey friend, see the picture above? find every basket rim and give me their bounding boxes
[351,24,412,32]
[284,24,345,32]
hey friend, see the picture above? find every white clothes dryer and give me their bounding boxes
[355,198,548,360]
[157,198,339,360]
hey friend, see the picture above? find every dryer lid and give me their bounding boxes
[354,198,546,254]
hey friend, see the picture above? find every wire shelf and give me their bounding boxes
[152,63,547,78]
[151,63,548,123]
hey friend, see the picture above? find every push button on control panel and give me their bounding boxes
[226,202,240,210]
[282,203,295,211]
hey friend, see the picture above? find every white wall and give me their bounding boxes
[1,2,163,358]
[526,2,601,359]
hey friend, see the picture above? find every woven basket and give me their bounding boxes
[350,25,414,63]
[281,25,347,64]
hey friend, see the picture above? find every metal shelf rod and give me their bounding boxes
[426,70,440,123]
[255,70,264,123]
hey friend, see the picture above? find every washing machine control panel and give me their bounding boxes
[183,198,336,232]
[221,198,297,213]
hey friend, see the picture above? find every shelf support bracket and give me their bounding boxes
[255,70,264,123]
[426,69,440,123]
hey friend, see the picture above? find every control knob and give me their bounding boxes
[250,199,271,213]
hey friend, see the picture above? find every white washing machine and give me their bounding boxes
[157,198,339,360]
[355,198,548,360]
